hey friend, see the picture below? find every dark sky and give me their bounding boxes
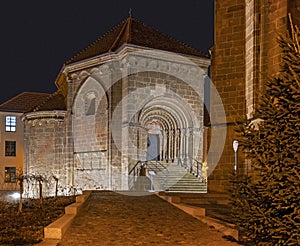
[0,0,214,104]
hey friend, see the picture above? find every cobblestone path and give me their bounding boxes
[58,191,239,246]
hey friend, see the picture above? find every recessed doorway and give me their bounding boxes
[146,134,160,161]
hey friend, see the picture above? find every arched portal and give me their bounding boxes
[137,94,200,168]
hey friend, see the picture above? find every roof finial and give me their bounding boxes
[129,8,132,18]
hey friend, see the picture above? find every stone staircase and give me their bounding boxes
[147,161,207,193]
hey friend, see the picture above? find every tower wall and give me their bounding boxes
[210,0,246,192]
[210,0,300,192]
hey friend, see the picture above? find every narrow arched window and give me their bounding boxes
[85,92,96,116]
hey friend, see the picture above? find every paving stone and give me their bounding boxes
[57,191,239,245]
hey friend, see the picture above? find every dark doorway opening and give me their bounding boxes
[146,134,160,161]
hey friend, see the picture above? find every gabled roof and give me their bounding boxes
[66,17,208,65]
[0,92,51,113]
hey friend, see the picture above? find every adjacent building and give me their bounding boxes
[0,92,50,190]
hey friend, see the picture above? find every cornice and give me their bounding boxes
[22,110,66,121]
[62,44,210,76]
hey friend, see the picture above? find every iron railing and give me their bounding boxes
[191,159,203,181]
[128,160,169,190]
[177,158,204,182]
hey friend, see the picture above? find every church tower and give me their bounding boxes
[209,0,300,192]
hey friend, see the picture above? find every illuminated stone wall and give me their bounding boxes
[210,0,300,192]
[23,112,66,197]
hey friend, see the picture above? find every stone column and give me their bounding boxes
[158,131,163,161]
[162,131,167,161]
[166,131,170,162]
[176,129,181,162]
[172,129,176,162]
[169,129,173,162]
[187,128,194,171]
[181,128,187,167]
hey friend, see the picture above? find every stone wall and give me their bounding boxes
[23,112,66,197]
[210,0,300,192]
[210,0,246,192]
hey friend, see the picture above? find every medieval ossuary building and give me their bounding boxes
[1,17,211,196]
[1,0,299,196]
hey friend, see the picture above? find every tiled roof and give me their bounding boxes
[0,92,51,113]
[66,17,208,65]
[33,90,66,112]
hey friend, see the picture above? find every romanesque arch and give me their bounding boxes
[72,76,110,190]
[137,94,200,168]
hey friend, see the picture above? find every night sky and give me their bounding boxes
[0,0,214,104]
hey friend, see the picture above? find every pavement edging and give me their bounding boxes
[156,193,239,241]
[43,191,91,240]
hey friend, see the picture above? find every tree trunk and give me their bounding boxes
[18,178,23,213]
[39,181,43,204]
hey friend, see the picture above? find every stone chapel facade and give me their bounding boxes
[22,18,210,195]
[2,1,298,196]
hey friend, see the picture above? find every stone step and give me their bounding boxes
[167,183,206,187]
[167,189,207,193]
[141,161,207,193]
[168,186,207,190]
[155,179,203,185]
[155,177,202,182]
[158,192,229,198]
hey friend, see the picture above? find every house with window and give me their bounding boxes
[0,92,50,190]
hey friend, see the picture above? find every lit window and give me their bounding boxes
[6,116,16,132]
[5,167,16,183]
[5,141,16,156]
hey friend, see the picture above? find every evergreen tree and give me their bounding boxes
[232,16,300,245]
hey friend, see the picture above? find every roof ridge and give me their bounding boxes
[65,17,208,66]
[0,91,50,107]
[128,17,132,43]
[32,90,63,112]
[109,17,131,52]
[65,18,128,65]
[132,18,208,57]
[0,91,52,113]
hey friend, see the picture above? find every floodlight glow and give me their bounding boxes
[10,192,20,199]
[148,171,156,176]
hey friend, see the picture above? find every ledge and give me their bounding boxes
[156,193,238,241]
[44,191,91,240]
[44,214,75,239]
